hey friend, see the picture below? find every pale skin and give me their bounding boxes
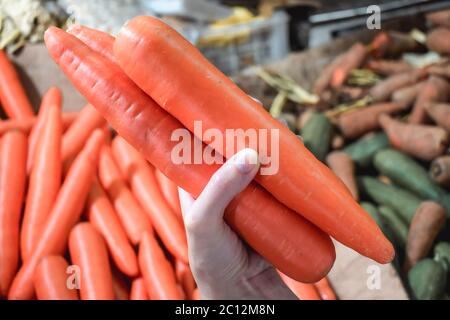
[178,148,297,300]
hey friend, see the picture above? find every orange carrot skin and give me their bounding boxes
[68,24,116,62]
[45,27,336,282]
[114,17,393,264]
[21,94,62,261]
[0,50,34,119]
[27,87,62,173]
[34,255,79,300]
[130,277,148,300]
[0,113,77,135]
[331,43,367,89]
[62,104,105,160]
[98,145,153,245]
[314,277,337,300]
[111,137,188,262]
[175,260,196,299]
[139,231,182,300]
[0,131,27,296]
[279,273,321,300]
[8,130,104,300]
[87,179,139,277]
[154,169,183,220]
[69,222,115,300]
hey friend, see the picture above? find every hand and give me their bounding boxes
[178,148,297,300]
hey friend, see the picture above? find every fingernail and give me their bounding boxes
[233,149,259,174]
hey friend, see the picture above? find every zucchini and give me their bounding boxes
[434,242,450,272]
[408,258,447,300]
[344,132,389,167]
[378,206,408,248]
[358,176,422,224]
[301,112,332,162]
[374,149,450,216]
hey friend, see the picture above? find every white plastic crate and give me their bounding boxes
[197,11,289,75]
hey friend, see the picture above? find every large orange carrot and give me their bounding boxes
[98,145,153,245]
[21,94,62,261]
[26,87,62,173]
[34,255,79,300]
[409,76,449,124]
[113,17,392,263]
[154,169,183,220]
[8,130,104,300]
[69,222,115,300]
[130,277,148,300]
[279,273,321,300]
[0,112,78,135]
[139,231,182,300]
[0,130,27,296]
[111,136,187,262]
[337,102,407,139]
[0,50,34,119]
[314,277,337,300]
[45,26,336,282]
[62,104,105,160]
[68,24,116,62]
[87,179,139,277]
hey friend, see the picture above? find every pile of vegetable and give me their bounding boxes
[247,9,450,300]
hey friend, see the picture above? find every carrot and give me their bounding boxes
[191,288,201,300]
[113,17,392,263]
[313,53,346,95]
[366,59,412,76]
[175,260,196,300]
[379,113,448,161]
[391,81,426,107]
[8,129,104,300]
[0,50,34,119]
[430,155,450,187]
[47,26,337,282]
[62,104,105,161]
[331,134,345,150]
[404,201,447,272]
[337,102,407,139]
[139,231,182,300]
[98,145,153,245]
[426,27,450,54]
[427,62,450,79]
[279,272,321,300]
[21,94,62,261]
[426,9,450,28]
[69,222,115,300]
[130,277,148,300]
[34,255,79,300]
[0,130,27,296]
[369,69,427,102]
[154,169,183,220]
[296,109,315,131]
[425,103,450,131]
[111,269,130,300]
[330,43,367,89]
[326,151,358,200]
[86,178,139,277]
[409,76,449,124]
[369,31,422,58]
[0,112,77,135]
[111,137,187,262]
[314,277,337,300]
[26,87,62,173]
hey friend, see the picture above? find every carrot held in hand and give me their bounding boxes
[69,222,115,300]
[404,201,446,272]
[34,255,79,300]
[0,130,27,296]
[8,129,104,300]
[99,145,153,245]
[425,103,450,132]
[130,278,148,300]
[139,231,182,300]
[279,272,320,300]
[47,26,337,282]
[326,151,358,200]
[114,17,393,264]
[21,95,62,261]
[86,179,139,277]
[111,137,187,262]
[0,50,34,119]
[430,156,450,187]
[379,114,449,161]
[314,277,337,300]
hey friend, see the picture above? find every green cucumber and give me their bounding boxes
[378,206,408,248]
[407,258,447,300]
[434,242,450,272]
[344,132,389,167]
[301,112,332,162]
[374,149,450,216]
[358,176,422,224]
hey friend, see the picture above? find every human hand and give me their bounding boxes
[178,148,297,300]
